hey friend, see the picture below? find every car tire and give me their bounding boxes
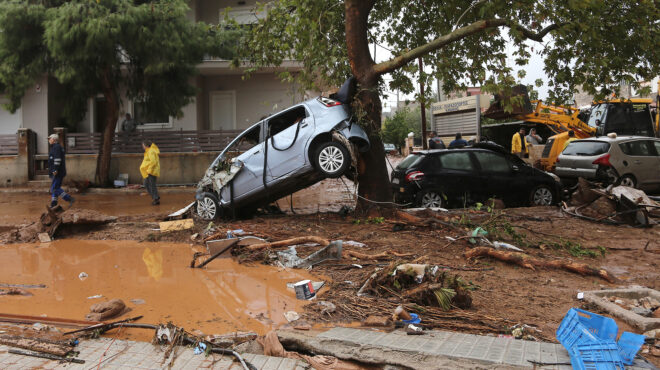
[529,185,554,206]
[195,192,221,221]
[618,174,637,188]
[313,141,350,178]
[416,190,444,208]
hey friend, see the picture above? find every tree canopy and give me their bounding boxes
[381,106,425,149]
[0,0,235,184]
[241,0,659,205]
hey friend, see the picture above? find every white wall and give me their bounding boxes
[21,77,50,154]
[0,97,21,135]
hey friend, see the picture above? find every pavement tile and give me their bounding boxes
[451,334,480,357]
[249,354,270,369]
[521,340,541,364]
[261,355,284,370]
[374,333,404,348]
[357,330,387,345]
[463,335,494,361]
[419,336,447,354]
[385,335,417,350]
[405,336,431,351]
[277,358,300,370]
[484,337,509,363]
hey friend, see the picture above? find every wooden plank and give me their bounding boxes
[0,335,73,357]
[159,219,194,232]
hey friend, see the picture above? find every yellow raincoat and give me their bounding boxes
[140,143,160,178]
[511,133,528,154]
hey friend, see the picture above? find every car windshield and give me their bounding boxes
[562,141,610,156]
[397,154,422,169]
[587,104,607,128]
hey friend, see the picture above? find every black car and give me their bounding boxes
[391,145,561,208]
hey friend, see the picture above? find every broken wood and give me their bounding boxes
[0,313,99,328]
[8,349,85,364]
[342,250,414,260]
[195,239,239,268]
[464,247,615,282]
[0,283,46,289]
[0,335,73,357]
[159,219,194,233]
[246,236,330,251]
[63,315,143,336]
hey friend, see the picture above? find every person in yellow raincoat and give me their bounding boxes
[140,140,161,205]
[511,127,528,158]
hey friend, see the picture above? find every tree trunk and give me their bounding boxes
[345,0,393,210]
[94,69,120,187]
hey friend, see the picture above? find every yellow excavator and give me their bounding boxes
[485,83,660,171]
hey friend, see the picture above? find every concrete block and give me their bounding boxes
[583,287,660,332]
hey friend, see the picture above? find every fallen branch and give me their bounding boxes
[246,236,329,251]
[464,247,615,282]
[0,335,73,357]
[342,250,414,260]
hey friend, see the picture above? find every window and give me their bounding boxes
[654,141,660,156]
[563,141,610,156]
[397,154,422,170]
[133,101,171,128]
[439,152,474,170]
[233,124,262,152]
[473,152,510,173]
[619,140,655,156]
[266,106,307,137]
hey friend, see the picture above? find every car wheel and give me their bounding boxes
[417,190,444,208]
[314,142,350,178]
[530,185,554,206]
[195,192,220,221]
[618,174,636,188]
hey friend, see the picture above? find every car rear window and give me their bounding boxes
[562,141,610,156]
[397,154,423,169]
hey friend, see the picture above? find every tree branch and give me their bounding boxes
[373,18,561,76]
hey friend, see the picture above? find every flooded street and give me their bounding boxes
[0,239,320,341]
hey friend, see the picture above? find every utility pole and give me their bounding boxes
[419,58,427,149]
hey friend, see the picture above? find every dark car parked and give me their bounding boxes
[391,145,561,208]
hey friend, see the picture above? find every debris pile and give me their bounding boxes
[606,295,660,318]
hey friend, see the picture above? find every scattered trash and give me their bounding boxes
[468,227,488,244]
[86,294,103,299]
[406,324,424,335]
[194,342,207,355]
[293,280,316,300]
[343,240,366,248]
[351,264,363,269]
[85,298,127,321]
[284,311,300,322]
[167,201,195,218]
[577,292,584,300]
[403,313,421,324]
[130,298,145,305]
[310,301,336,315]
[509,323,541,340]
[557,308,645,367]
[205,332,257,348]
[278,240,343,269]
[78,272,88,281]
[393,305,421,324]
[190,233,199,241]
[0,288,32,296]
[491,241,523,252]
[396,264,427,283]
[37,233,51,243]
[159,219,194,232]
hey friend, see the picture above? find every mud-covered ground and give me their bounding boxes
[1,179,659,366]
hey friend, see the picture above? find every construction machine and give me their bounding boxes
[484,83,659,171]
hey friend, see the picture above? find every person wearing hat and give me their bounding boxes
[47,134,74,207]
[140,139,161,205]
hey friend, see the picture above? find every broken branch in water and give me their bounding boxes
[464,247,615,282]
[246,236,329,251]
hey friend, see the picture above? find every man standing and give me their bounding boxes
[122,113,136,132]
[448,132,468,148]
[526,128,543,145]
[428,131,446,149]
[511,128,528,158]
[48,134,74,208]
[140,140,161,205]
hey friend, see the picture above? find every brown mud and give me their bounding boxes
[0,240,321,341]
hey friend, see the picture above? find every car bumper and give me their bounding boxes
[391,183,416,205]
[555,167,597,179]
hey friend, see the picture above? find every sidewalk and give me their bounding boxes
[0,337,308,370]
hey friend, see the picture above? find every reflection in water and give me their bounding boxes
[142,248,163,281]
[0,240,320,341]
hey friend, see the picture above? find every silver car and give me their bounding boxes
[194,94,370,220]
[556,136,660,191]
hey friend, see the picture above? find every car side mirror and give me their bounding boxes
[512,165,519,172]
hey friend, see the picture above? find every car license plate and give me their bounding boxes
[392,178,399,184]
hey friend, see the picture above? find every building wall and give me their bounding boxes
[199,73,300,130]
[193,0,259,24]
[0,155,26,187]
[65,151,219,185]
[21,76,50,154]
[0,97,21,135]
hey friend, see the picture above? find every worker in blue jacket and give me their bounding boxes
[48,134,74,208]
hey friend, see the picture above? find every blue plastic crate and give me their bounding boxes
[556,308,619,354]
[572,342,625,370]
[617,331,645,365]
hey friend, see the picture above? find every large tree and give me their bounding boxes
[0,0,234,186]
[242,0,659,205]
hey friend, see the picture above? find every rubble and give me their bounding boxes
[85,299,127,321]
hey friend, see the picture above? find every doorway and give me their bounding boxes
[209,91,236,130]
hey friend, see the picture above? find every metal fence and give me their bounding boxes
[67,129,243,154]
[0,134,18,155]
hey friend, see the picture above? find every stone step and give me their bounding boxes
[28,180,51,188]
[34,174,50,181]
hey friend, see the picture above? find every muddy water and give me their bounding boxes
[0,240,320,341]
[0,192,194,226]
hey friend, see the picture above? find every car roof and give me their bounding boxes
[412,147,497,155]
[574,135,658,143]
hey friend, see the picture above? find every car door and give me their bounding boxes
[617,139,659,188]
[264,105,315,183]
[222,124,266,199]
[472,151,520,205]
[436,151,479,204]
